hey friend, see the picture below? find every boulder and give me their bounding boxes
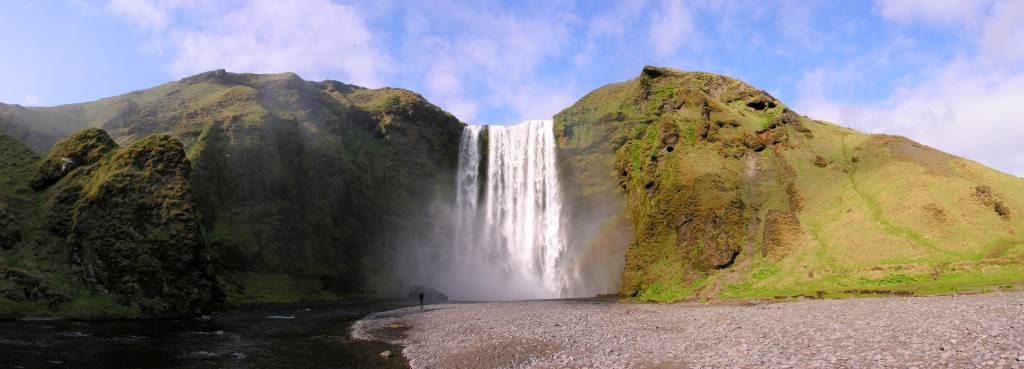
[814,156,830,168]
[29,128,118,190]
[46,132,222,316]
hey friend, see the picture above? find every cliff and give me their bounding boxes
[0,70,463,317]
[555,66,1024,301]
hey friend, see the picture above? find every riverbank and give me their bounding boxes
[1,301,412,369]
[353,292,1024,368]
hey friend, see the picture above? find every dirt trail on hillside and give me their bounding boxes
[354,293,1024,368]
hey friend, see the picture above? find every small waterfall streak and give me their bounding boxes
[454,125,482,252]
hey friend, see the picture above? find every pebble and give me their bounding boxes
[354,291,1024,368]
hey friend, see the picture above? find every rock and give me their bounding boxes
[745,97,776,111]
[975,185,1011,220]
[379,350,392,358]
[47,132,222,317]
[994,201,1010,220]
[29,128,118,190]
[814,156,830,168]
[0,268,70,308]
[743,135,766,152]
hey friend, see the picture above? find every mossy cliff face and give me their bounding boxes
[29,128,118,190]
[0,202,18,250]
[177,73,461,300]
[557,66,1024,301]
[555,66,798,299]
[0,70,463,306]
[37,131,221,316]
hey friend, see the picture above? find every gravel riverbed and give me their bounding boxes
[353,292,1024,368]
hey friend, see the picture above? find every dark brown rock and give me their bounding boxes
[994,201,1011,220]
[975,185,1011,221]
[814,156,830,168]
[743,135,766,152]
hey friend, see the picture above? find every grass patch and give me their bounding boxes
[222,272,341,307]
[636,277,706,302]
[57,294,141,320]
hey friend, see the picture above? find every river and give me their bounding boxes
[0,301,410,369]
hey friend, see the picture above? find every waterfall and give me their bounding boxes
[449,120,572,299]
[455,125,482,247]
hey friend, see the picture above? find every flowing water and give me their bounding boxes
[434,119,575,300]
[0,302,410,369]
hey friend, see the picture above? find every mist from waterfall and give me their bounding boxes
[395,119,572,301]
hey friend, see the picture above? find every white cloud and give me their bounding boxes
[108,0,387,87]
[107,0,173,30]
[107,0,579,122]
[875,0,992,26]
[396,2,579,122]
[793,1,1024,176]
[171,0,385,86]
[22,94,39,106]
[574,1,646,67]
[875,0,1023,63]
[777,0,826,53]
[800,60,1024,176]
[649,0,695,56]
[977,1,1024,63]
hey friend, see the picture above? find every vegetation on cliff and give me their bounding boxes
[0,70,463,313]
[2,65,1022,315]
[1,130,222,318]
[556,66,1024,301]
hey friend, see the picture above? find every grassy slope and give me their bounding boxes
[0,70,463,309]
[725,124,1024,299]
[556,66,1024,302]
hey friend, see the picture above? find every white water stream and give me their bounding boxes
[448,120,573,299]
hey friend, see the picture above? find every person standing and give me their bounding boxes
[419,292,424,309]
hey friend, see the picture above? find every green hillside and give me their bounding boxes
[0,70,463,316]
[555,66,1024,301]
[1,66,1021,317]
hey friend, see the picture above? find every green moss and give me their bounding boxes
[751,263,781,281]
[222,272,341,307]
[57,294,142,320]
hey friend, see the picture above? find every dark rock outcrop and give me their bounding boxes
[814,156,830,168]
[29,128,118,190]
[44,132,222,316]
[0,268,70,308]
[976,185,1011,220]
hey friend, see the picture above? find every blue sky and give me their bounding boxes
[1,0,1022,175]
